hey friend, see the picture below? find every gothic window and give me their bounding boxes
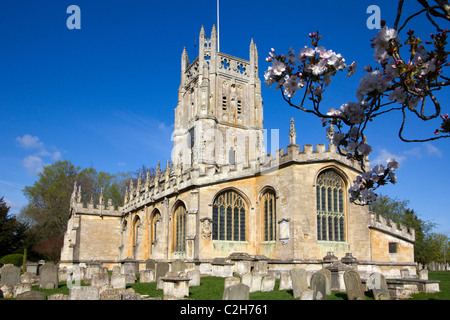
[212,190,247,241]
[261,189,276,241]
[173,203,186,252]
[316,169,346,242]
[150,210,161,245]
[132,216,141,246]
[237,100,242,114]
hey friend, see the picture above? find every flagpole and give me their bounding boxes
[217,0,220,52]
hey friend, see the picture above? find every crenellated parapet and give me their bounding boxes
[368,211,415,243]
[121,139,364,214]
[69,182,122,217]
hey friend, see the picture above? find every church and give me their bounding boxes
[60,26,416,279]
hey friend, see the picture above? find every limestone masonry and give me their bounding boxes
[60,25,416,279]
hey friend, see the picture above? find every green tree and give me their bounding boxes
[19,160,130,261]
[0,197,27,257]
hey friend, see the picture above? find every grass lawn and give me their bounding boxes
[4,271,450,300]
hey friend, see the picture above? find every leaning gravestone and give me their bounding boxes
[344,270,365,300]
[223,283,250,300]
[1,265,20,286]
[311,271,327,300]
[290,268,308,298]
[39,263,59,289]
[367,272,390,300]
[317,269,331,295]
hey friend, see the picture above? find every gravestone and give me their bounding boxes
[250,273,263,292]
[261,276,276,292]
[16,290,45,300]
[85,261,102,281]
[69,286,100,300]
[100,288,123,300]
[316,269,331,295]
[140,269,156,283]
[223,283,249,300]
[300,289,314,300]
[91,272,109,287]
[171,259,186,273]
[145,259,156,270]
[253,261,268,275]
[241,272,252,289]
[122,258,137,284]
[39,263,59,289]
[47,293,69,300]
[122,291,141,300]
[156,262,170,287]
[224,276,241,290]
[367,272,390,300]
[311,271,327,300]
[344,270,365,300]
[110,273,126,289]
[112,266,121,274]
[279,271,292,290]
[290,268,308,298]
[1,265,20,286]
[13,283,32,298]
[419,269,428,280]
[187,270,201,286]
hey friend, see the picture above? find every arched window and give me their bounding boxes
[150,209,161,245]
[261,189,276,241]
[173,203,186,252]
[132,216,141,246]
[212,190,247,241]
[316,169,346,242]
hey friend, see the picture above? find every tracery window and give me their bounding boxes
[212,190,246,241]
[261,189,276,241]
[316,170,346,242]
[173,203,186,252]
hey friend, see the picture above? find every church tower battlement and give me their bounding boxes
[172,25,265,169]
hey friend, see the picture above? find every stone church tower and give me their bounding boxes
[172,25,265,169]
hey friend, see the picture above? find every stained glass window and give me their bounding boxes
[316,170,346,242]
[212,190,247,241]
[174,203,186,252]
[261,189,276,241]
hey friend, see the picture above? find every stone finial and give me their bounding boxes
[156,160,161,176]
[289,117,297,145]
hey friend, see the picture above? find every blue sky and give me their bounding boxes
[1,1,449,235]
